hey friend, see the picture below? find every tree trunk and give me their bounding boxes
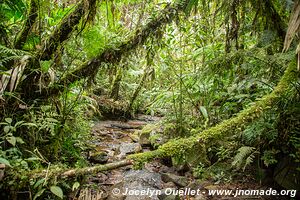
[15,0,38,49]
[129,61,298,167]
[110,68,123,100]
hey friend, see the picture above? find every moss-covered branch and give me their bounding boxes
[29,160,132,180]
[60,159,132,178]
[17,0,97,99]
[14,0,38,49]
[129,61,299,166]
[16,63,298,177]
[42,0,190,98]
[39,0,97,60]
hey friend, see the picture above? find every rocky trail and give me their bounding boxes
[73,115,198,200]
[72,115,286,200]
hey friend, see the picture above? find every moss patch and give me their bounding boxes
[129,61,299,167]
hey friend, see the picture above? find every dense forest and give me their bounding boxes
[0,0,300,199]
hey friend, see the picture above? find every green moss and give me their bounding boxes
[141,124,157,134]
[197,61,298,143]
[128,61,298,167]
[128,150,165,169]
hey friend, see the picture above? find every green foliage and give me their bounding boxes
[192,162,205,178]
[0,0,300,197]
[232,146,258,171]
[261,149,279,167]
[50,185,63,199]
[193,162,232,183]
[0,44,31,69]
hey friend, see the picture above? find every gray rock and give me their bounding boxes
[194,194,207,200]
[274,157,300,190]
[123,169,162,188]
[122,169,162,200]
[161,173,188,187]
[89,151,108,164]
[119,142,142,156]
[158,188,179,200]
[187,180,204,191]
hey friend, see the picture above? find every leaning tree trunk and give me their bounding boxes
[25,61,299,177]
[17,0,97,100]
[127,67,151,113]
[38,0,191,100]
[110,67,123,100]
[129,61,299,167]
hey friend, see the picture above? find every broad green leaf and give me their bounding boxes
[4,126,10,133]
[50,185,63,199]
[6,136,16,146]
[0,157,11,167]
[199,106,208,119]
[5,118,12,124]
[72,182,80,191]
[33,188,45,200]
[34,178,45,189]
[16,137,25,144]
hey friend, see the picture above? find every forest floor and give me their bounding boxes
[71,115,289,200]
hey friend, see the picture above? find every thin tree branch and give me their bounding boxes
[15,0,38,49]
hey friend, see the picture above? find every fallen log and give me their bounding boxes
[60,159,132,178]
[24,61,299,179]
[129,60,299,167]
[29,159,132,180]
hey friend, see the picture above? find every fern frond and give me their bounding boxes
[232,146,256,171]
[243,153,255,171]
[0,55,23,65]
[0,45,32,69]
[0,45,30,56]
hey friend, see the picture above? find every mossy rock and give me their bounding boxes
[89,151,108,164]
[149,133,168,148]
[129,130,140,142]
[274,157,300,190]
[139,124,159,146]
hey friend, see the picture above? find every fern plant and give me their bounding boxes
[0,45,31,67]
[232,146,258,171]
